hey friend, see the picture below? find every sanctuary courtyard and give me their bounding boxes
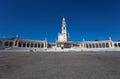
[0,17,120,51]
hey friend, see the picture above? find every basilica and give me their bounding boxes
[0,17,120,51]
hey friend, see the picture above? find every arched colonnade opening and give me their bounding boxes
[114,43,120,47]
[82,42,110,48]
[4,41,13,47]
[16,41,45,48]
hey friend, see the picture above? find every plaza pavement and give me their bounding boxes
[0,51,120,79]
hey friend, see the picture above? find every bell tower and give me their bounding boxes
[57,17,70,42]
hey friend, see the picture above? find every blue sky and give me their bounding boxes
[0,0,120,42]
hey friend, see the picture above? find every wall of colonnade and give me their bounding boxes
[0,39,48,49]
[80,41,114,48]
[114,42,120,48]
[0,39,120,49]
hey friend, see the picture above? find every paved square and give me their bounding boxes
[0,52,120,79]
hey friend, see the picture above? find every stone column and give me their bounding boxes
[94,43,96,48]
[111,42,114,48]
[85,43,86,48]
[79,43,81,48]
[98,43,100,48]
[28,42,30,48]
[25,42,27,47]
[105,43,106,48]
[91,43,93,48]
[71,43,73,48]
[85,44,87,48]
[102,43,104,48]
[100,43,102,48]
[103,43,105,48]
[101,43,103,48]
[44,42,45,48]
[46,41,47,48]
[21,42,23,47]
[97,43,99,48]
[18,41,20,47]
[2,41,5,47]
[88,44,90,48]
[16,41,19,47]
[12,40,15,48]
[109,41,112,48]
[36,43,38,48]
[90,44,91,48]
[117,42,119,47]
[33,42,35,48]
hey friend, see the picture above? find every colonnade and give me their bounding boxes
[15,41,47,48]
[0,41,13,47]
[1,39,120,49]
[0,40,48,48]
[81,42,112,48]
[114,42,120,48]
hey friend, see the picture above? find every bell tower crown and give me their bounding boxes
[62,17,67,34]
